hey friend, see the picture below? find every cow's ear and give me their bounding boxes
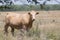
[36,12,39,15]
[28,12,31,15]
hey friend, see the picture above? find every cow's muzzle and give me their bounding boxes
[32,19,35,21]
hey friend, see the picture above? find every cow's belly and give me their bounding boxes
[9,24,23,29]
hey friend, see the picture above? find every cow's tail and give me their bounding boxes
[3,12,9,22]
[6,13,9,15]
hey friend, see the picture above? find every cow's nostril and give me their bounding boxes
[33,19,35,21]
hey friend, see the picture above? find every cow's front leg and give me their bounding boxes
[26,23,32,32]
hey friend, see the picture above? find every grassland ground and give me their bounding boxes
[0,11,60,40]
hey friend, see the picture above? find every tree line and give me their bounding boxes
[0,0,60,11]
[0,5,60,11]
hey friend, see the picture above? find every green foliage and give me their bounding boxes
[0,5,60,11]
[46,32,57,40]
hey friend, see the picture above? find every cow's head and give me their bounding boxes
[28,10,39,21]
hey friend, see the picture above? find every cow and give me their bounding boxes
[4,10,39,36]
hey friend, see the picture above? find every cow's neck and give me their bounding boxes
[28,13,32,22]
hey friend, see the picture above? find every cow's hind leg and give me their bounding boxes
[11,27,14,36]
[4,23,9,36]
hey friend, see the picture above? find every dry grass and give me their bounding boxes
[0,11,60,40]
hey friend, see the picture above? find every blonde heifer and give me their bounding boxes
[4,11,39,36]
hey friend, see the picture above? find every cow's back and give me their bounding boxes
[6,13,22,25]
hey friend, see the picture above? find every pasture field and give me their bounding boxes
[0,11,60,40]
